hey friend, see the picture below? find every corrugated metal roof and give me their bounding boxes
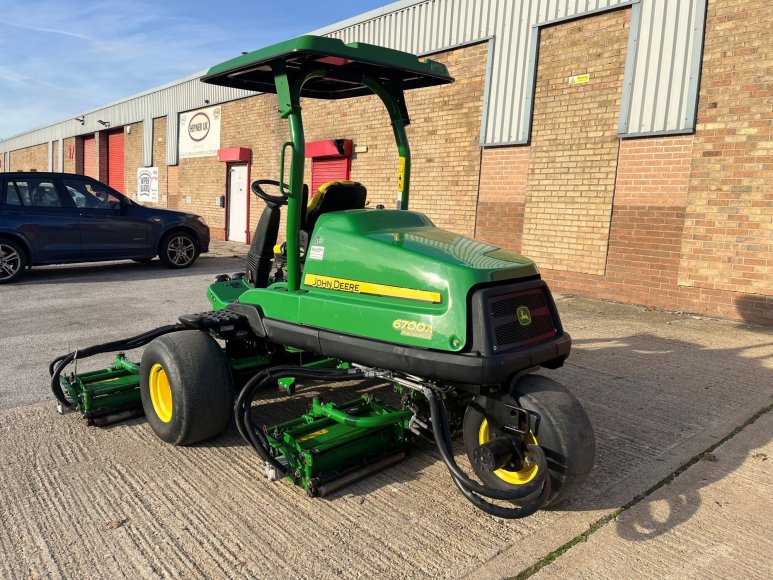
[0,0,706,159]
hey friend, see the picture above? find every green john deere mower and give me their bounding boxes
[51,35,595,518]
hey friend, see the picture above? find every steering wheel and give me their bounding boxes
[251,179,289,207]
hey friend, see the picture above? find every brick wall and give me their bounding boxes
[222,95,279,241]
[545,0,772,323]
[605,136,693,299]
[540,136,695,307]
[124,122,143,197]
[179,105,227,238]
[63,138,75,173]
[522,9,630,275]
[74,137,84,174]
[96,131,109,183]
[148,117,170,209]
[477,1,771,324]
[167,165,180,209]
[476,146,529,249]
[9,143,48,172]
[52,141,59,172]
[678,0,772,311]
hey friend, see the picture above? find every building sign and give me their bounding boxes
[137,167,159,203]
[179,105,221,158]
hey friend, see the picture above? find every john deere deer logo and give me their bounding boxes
[517,306,532,326]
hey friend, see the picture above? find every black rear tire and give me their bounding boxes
[463,374,595,507]
[159,231,198,269]
[0,239,26,284]
[140,330,234,445]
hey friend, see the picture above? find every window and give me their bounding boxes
[63,179,122,210]
[4,182,22,206]
[5,179,60,207]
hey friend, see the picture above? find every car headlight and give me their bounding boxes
[197,216,208,227]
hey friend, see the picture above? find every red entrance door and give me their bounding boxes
[107,130,125,193]
[82,136,96,178]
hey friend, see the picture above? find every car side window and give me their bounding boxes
[4,181,23,206]
[8,179,60,207]
[64,179,122,210]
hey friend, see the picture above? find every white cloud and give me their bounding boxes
[0,17,92,40]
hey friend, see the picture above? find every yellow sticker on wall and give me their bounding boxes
[569,73,591,85]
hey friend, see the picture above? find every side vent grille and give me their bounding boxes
[488,288,557,350]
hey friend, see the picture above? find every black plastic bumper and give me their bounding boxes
[226,302,570,391]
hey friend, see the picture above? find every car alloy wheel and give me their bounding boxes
[166,235,196,266]
[0,243,22,282]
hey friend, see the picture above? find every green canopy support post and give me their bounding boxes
[272,62,326,292]
[362,76,412,210]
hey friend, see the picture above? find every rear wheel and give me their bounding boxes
[140,330,234,445]
[0,240,26,284]
[159,231,198,269]
[463,374,595,507]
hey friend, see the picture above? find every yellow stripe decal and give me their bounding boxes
[304,274,441,303]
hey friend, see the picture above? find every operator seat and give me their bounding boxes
[304,180,367,235]
[247,180,367,289]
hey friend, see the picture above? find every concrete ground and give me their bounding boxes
[531,411,773,580]
[0,241,771,578]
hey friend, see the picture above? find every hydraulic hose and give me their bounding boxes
[426,390,551,519]
[234,365,365,476]
[49,323,187,408]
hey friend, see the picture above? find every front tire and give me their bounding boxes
[140,330,234,445]
[0,240,26,284]
[159,231,198,269]
[463,374,595,507]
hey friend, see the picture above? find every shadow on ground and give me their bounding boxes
[13,255,246,286]
[566,329,772,542]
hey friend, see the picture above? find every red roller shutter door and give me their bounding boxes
[83,136,96,178]
[311,156,350,195]
[107,130,125,193]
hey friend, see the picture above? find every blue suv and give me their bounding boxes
[0,172,210,283]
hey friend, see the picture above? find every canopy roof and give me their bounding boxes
[201,35,453,99]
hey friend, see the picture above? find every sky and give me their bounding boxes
[0,0,389,139]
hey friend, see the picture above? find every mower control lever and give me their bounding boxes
[251,179,289,207]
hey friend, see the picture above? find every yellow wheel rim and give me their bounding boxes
[149,363,173,423]
[479,418,539,485]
